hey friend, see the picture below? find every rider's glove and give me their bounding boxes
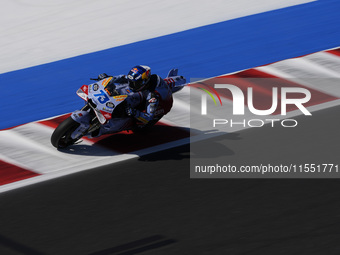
[125,106,136,117]
[98,73,109,80]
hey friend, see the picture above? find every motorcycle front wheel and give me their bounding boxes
[51,116,81,149]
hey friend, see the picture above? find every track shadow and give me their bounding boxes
[57,124,240,161]
[89,235,177,255]
[138,131,240,162]
[58,124,189,156]
[58,142,118,156]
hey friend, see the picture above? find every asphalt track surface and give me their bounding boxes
[0,106,340,255]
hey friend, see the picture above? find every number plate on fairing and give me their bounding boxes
[88,78,127,117]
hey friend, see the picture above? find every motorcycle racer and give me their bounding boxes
[94,65,173,135]
[51,66,186,148]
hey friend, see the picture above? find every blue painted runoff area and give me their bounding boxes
[1,0,340,129]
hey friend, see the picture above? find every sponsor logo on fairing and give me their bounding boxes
[93,83,99,91]
[106,102,114,108]
[101,77,113,87]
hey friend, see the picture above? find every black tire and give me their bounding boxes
[51,117,81,149]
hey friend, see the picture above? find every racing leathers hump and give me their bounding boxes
[133,74,173,126]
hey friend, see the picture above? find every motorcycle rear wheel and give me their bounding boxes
[51,117,81,149]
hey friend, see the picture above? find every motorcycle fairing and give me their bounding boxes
[76,78,128,124]
[70,110,91,139]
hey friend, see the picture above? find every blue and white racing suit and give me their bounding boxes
[94,74,173,136]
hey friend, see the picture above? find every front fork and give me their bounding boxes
[70,104,100,139]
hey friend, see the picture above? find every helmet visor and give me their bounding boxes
[129,79,144,91]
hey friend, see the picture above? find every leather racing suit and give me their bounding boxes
[92,73,173,136]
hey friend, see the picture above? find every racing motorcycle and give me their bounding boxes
[51,69,187,149]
